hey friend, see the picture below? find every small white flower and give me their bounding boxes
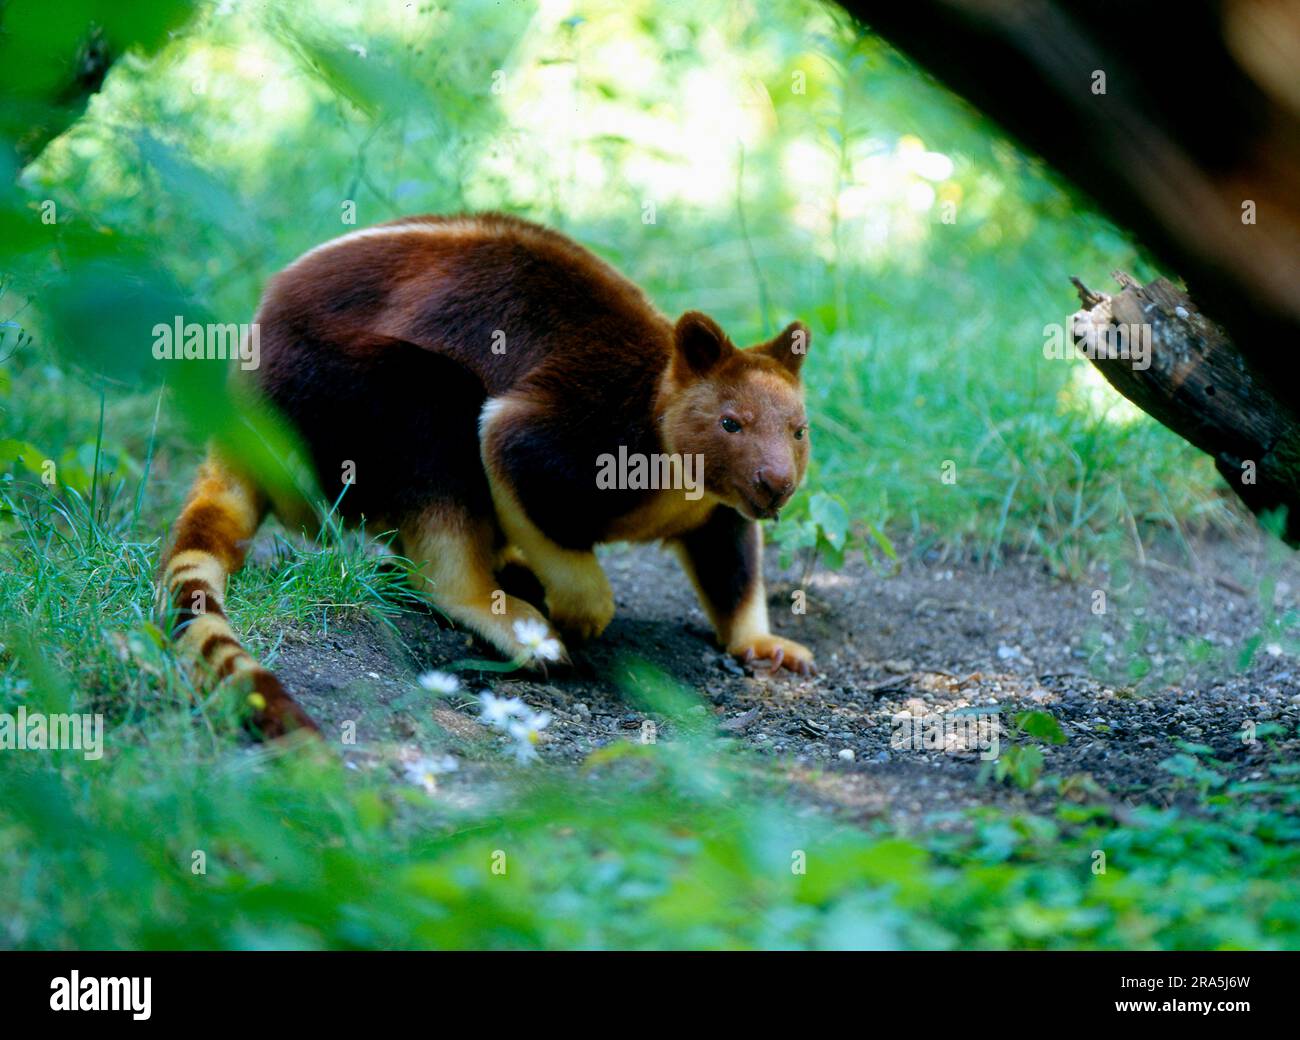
[478,693,550,765]
[506,710,551,763]
[535,637,563,662]
[479,692,527,728]
[513,617,548,646]
[403,754,458,794]
[417,670,460,695]
[513,618,564,662]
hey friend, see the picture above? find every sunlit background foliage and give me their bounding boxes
[7,0,1234,560]
[1,0,1293,951]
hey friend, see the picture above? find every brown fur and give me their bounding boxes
[160,214,815,737]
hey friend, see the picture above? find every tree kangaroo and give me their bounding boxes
[161,214,815,736]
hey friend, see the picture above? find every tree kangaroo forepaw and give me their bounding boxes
[729,634,816,676]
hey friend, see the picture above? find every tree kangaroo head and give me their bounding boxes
[660,310,812,521]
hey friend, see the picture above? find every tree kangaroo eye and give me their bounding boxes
[721,416,742,433]
[794,425,807,440]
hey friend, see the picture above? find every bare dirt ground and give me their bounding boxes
[270,530,1300,826]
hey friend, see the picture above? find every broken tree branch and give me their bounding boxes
[1070,273,1300,545]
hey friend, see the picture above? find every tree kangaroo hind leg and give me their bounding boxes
[400,504,569,668]
[478,397,615,643]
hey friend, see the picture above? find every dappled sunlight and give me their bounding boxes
[26,0,983,307]
[785,132,956,266]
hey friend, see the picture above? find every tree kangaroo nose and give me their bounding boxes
[754,467,794,503]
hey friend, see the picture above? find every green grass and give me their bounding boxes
[0,476,413,728]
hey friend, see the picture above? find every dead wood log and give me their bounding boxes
[1071,273,1300,545]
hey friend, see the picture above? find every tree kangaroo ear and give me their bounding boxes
[674,311,733,376]
[752,320,811,377]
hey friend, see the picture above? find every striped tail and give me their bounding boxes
[161,452,320,738]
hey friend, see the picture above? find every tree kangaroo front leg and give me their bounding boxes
[480,400,615,642]
[673,506,815,675]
